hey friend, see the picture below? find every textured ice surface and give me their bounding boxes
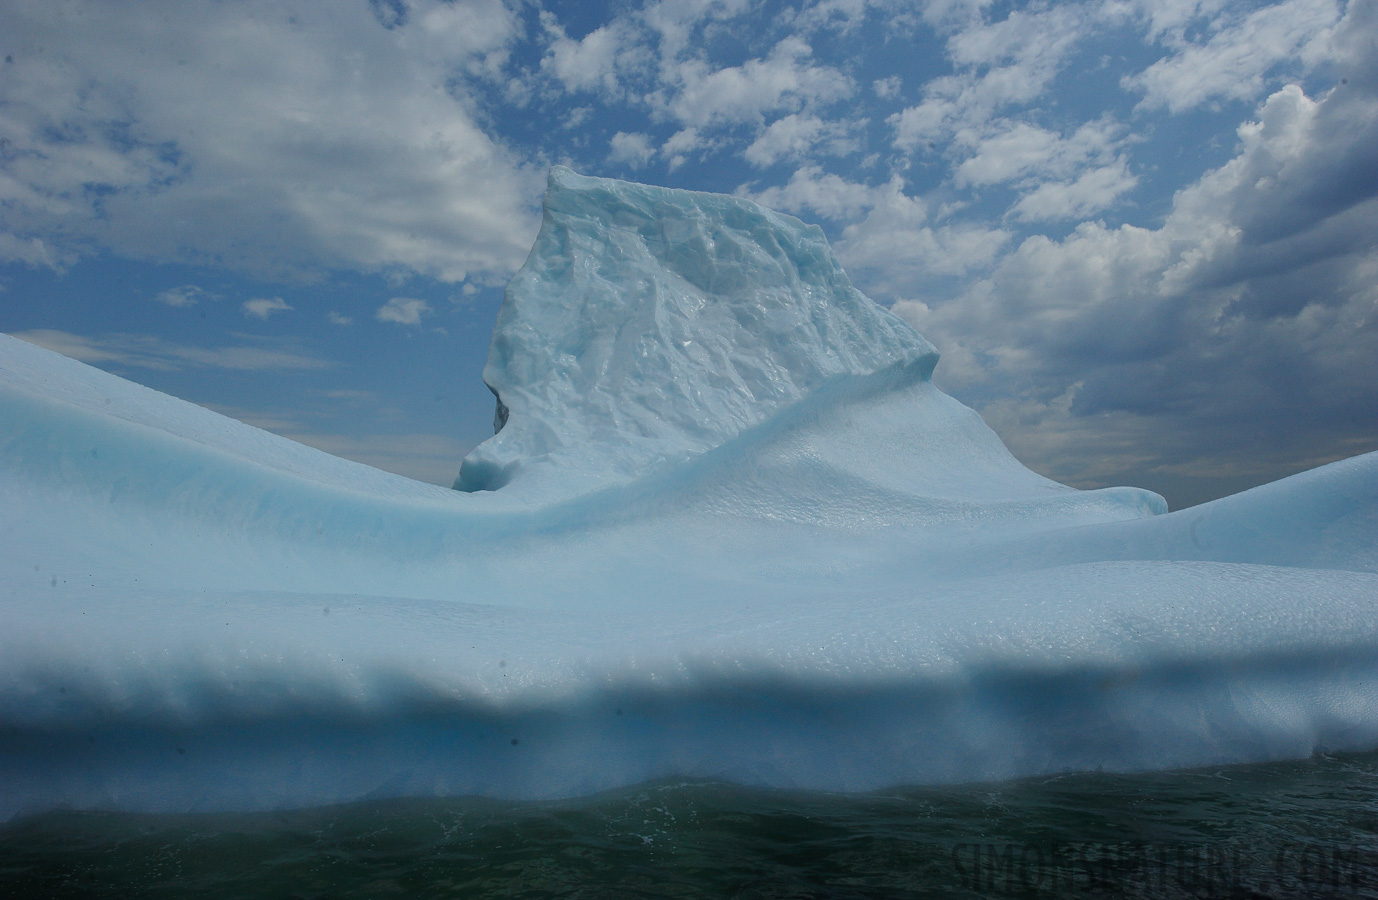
[457,167,938,500]
[1,171,1375,818]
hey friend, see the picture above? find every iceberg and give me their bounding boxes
[458,167,939,500]
[1,168,1375,818]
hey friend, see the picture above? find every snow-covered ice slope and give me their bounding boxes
[1,170,1375,818]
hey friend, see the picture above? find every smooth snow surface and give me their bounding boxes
[2,170,1376,818]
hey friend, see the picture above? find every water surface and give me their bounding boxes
[4,751,1377,898]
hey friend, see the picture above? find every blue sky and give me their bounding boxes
[2,0,1375,508]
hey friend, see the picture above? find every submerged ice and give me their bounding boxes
[1,170,1375,818]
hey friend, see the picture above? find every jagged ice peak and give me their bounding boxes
[456,167,937,498]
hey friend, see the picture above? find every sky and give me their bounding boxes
[1,0,1375,510]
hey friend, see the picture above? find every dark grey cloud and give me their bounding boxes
[893,0,1378,504]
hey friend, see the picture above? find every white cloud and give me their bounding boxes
[877,9,1142,225]
[376,297,431,325]
[953,123,1060,184]
[793,0,872,31]
[662,127,705,169]
[1126,0,1232,44]
[327,311,353,326]
[888,90,958,150]
[1008,158,1138,221]
[873,75,901,99]
[743,113,860,167]
[541,17,627,94]
[535,2,856,159]
[242,297,292,319]
[751,165,901,221]
[0,0,540,283]
[664,37,853,127]
[640,0,755,68]
[609,131,656,168]
[533,0,760,114]
[155,285,214,307]
[12,330,331,371]
[401,0,519,63]
[953,118,1124,187]
[563,106,593,129]
[889,4,1089,151]
[837,206,1011,289]
[747,166,1010,290]
[1126,0,1342,113]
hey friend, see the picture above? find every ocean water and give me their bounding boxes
[3,751,1376,898]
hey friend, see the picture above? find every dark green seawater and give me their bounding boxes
[4,752,1377,898]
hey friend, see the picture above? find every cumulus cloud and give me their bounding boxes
[541,16,631,94]
[0,0,540,283]
[743,114,861,167]
[534,2,857,162]
[640,0,755,67]
[873,76,902,99]
[895,105,1139,224]
[751,165,902,222]
[897,2,1378,486]
[747,167,1010,292]
[662,127,706,170]
[953,118,1124,187]
[889,4,1088,150]
[663,37,853,127]
[1125,0,1342,112]
[837,209,1011,293]
[376,297,431,325]
[609,131,656,168]
[1008,158,1138,221]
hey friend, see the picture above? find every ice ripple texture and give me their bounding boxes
[0,168,1375,818]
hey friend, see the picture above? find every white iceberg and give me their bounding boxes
[0,168,1374,818]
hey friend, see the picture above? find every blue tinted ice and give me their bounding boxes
[459,167,937,498]
[0,171,1374,817]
